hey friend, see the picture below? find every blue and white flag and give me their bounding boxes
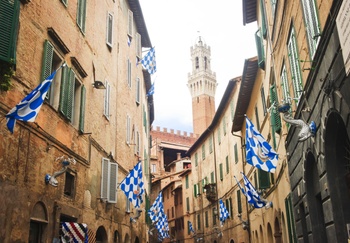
[245,116,278,173]
[188,221,195,234]
[6,70,58,133]
[234,172,270,209]
[148,191,164,223]
[219,199,229,224]
[119,161,145,208]
[146,82,155,97]
[141,47,156,75]
[155,212,170,239]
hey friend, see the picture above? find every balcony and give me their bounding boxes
[204,183,216,202]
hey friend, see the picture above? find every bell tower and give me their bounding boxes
[187,36,217,135]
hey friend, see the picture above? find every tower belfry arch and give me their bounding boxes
[187,36,217,135]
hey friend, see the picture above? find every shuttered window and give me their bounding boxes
[77,0,87,33]
[104,81,111,119]
[260,0,267,38]
[195,152,198,166]
[41,40,54,100]
[59,66,73,121]
[285,193,297,243]
[101,158,118,203]
[197,214,201,230]
[219,163,223,181]
[261,86,267,115]
[234,143,238,163]
[301,0,321,59]
[106,12,114,48]
[0,0,20,63]
[209,136,213,153]
[127,9,133,37]
[258,169,271,189]
[255,106,260,131]
[136,77,140,104]
[126,115,131,145]
[79,86,86,133]
[288,27,303,102]
[136,33,142,58]
[281,64,291,104]
[269,84,282,135]
[230,100,235,120]
[127,59,132,88]
[255,28,265,70]
[225,156,229,174]
[202,144,205,160]
[223,116,227,135]
[185,175,189,189]
[217,127,221,144]
[212,207,217,225]
[211,171,215,183]
[237,190,242,213]
[186,197,190,212]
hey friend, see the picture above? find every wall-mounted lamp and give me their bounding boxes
[92,80,106,89]
[237,214,249,230]
[130,209,143,223]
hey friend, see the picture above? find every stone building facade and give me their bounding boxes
[246,0,350,242]
[0,0,154,242]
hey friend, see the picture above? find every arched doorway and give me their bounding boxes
[305,151,326,242]
[134,236,140,243]
[124,233,131,243]
[96,226,108,243]
[267,223,273,243]
[325,111,350,242]
[274,217,282,243]
[28,201,48,243]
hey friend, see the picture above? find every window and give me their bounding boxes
[269,84,282,135]
[234,143,238,163]
[230,100,235,120]
[134,131,140,155]
[211,171,215,183]
[261,86,267,115]
[222,116,227,135]
[270,0,277,18]
[126,115,131,145]
[225,156,229,174]
[136,33,142,58]
[194,184,200,197]
[77,0,87,33]
[172,207,174,218]
[126,200,130,213]
[260,0,267,38]
[104,80,111,119]
[237,190,242,213]
[151,164,156,173]
[106,12,114,48]
[195,152,198,166]
[288,27,303,101]
[186,175,189,189]
[136,77,140,104]
[212,207,217,225]
[59,65,86,133]
[217,127,221,144]
[201,144,206,160]
[205,211,209,227]
[301,0,321,58]
[209,136,213,153]
[101,158,118,203]
[225,198,233,218]
[127,59,132,88]
[0,0,20,64]
[255,106,260,131]
[202,177,208,192]
[258,169,271,189]
[127,9,133,37]
[64,170,75,197]
[281,64,291,104]
[197,214,201,230]
[285,193,297,242]
[255,28,265,70]
[29,221,44,243]
[186,197,190,212]
[219,163,223,181]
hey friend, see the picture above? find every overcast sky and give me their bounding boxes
[139,0,258,134]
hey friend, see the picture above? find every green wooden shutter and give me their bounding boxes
[234,143,238,163]
[77,0,87,33]
[79,85,86,133]
[255,28,265,70]
[108,162,118,203]
[41,40,54,100]
[195,153,198,166]
[229,198,233,218]
[219,163,223,180]
[0,0,20,63]
[186,175,189,189]
[194,184,197,197]
[226,156,229,174]
[237,190,242,213]
[211,171,214,183]
[258,169,271,189]
[269,85,282,134]
[66,69,75,121]
[285,194,297,243]
[260,0,267,38]
[197,214,201,230]
[186,197,190,211]
[59,65,69,116]
[145,196,151,224]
